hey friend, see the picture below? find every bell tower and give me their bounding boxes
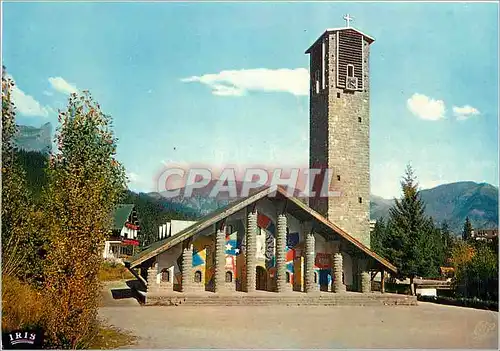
[306,16,374,247]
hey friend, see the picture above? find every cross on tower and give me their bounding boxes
[343,14,354,27]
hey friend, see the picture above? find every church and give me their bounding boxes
[125,19,403,304]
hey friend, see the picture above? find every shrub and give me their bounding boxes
[1,275,48,332]
[418,295,498,311]
[454,243,498,302]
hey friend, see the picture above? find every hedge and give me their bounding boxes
[417,295,498,311]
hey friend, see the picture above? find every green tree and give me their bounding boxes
[1,67,42,280]
[489,236,498,256]
[440,221,455,265]
[422,217,445,278]
[370,217,387,257]
[16,149,49,202]
[462,217,474,241]
[455,242,498,301]
[382,219,405,277]
[388,164,438,294]
[42,91,126,348]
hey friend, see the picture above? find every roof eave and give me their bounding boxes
[127,185,397,274]
[281,191,397,274]
[305,30,328,54]
[305,27,375,54]
[126,186,277,268]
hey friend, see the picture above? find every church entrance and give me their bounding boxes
[256,266,267,291]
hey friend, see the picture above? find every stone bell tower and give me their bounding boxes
[306,15,374,247]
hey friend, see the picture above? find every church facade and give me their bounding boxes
[126,186,396,296]
[125,23,397,298]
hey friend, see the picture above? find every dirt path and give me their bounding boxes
[99,302,498,349]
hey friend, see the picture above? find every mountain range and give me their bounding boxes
[13,146,498,238]
[149,181,498,236]
[371,181,498,234]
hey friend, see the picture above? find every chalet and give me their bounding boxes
[471,228,498,242]
[103,204,140,262]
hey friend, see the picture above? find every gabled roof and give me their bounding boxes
[305,27,375,54]
[125,186,397,273]
[113,204,135,230]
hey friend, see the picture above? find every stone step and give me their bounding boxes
[145,293,418,307]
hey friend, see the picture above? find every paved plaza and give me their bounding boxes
[99,301,498,349]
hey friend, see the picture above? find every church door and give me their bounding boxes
[256,266,267,291]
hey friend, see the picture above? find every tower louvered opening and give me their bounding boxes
[337,30,363,89]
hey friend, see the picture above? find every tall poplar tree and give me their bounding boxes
[43,91,126,348]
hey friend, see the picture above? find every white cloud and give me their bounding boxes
[9,77,50,117]
[371,161,405,198]
[453,105,480,120]
[127,172,141,184]
[407,93,446,121]
[48,77,78,95]
[181,68,309,97]
[43,90,53,96]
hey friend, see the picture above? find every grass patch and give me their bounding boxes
[99,261,134,282]
[89,324,137,349]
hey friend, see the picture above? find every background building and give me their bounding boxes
[103,204,140,262]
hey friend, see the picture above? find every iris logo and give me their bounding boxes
[2,330,43,349]
[9,332,36,344]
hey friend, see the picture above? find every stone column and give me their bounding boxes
[214,226,226,293]
[245,211,257,293]
[332,252,346,293]
[304,231,317,293]
[147,262,159,292]
[359,259,371,294]
[181,243,193,293]
[360,271,371,294]
[276,213,290,293]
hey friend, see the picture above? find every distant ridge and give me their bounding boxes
[150,180,498,236]
[14,148,497,238]
[15,122,52,154]
[371,181,498,235]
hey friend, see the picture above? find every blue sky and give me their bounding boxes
[3,1,498,198]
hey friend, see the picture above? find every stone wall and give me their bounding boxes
[308,38,329,216]
[309,31,371,248]
[147,264,159,292]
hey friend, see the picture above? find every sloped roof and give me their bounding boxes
[113,204,135,230]
[125,186,397,273]
[305,27,375,54]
